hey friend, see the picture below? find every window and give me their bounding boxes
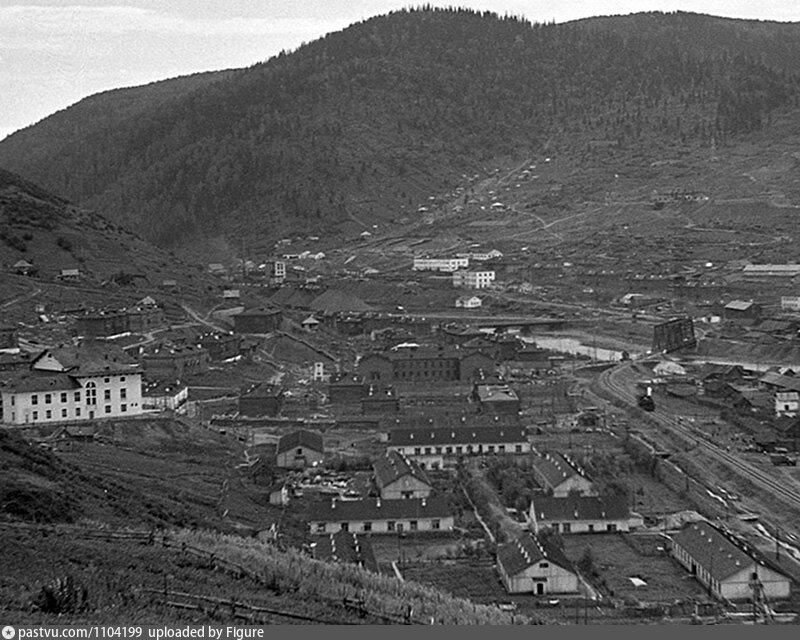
[488,445,495,453]
[562,523,571,533]
[341,522,349,532]
[424,447,431,454]
[120,376,126,382]
[515,445,523,453]
[414,447,421,455]
[362,522,372,532]
[60,392,67,403]
[104,377,110,383]
[86,382,97,405]
[74,391,80,402]
[432,519,440,530]
[588,524,595,533]
[120,388,127,400]
[445,446,452,454]
[410,520,418,531]
[45,394,52,404]
[61,408,67,418]
[607,524,617,532]
[456,446,463,454]
[104,405,111,414]
[539,562,549,569]
[121,404,127,413]
[75,408,81,417]
[435,447,442,454]
[104,389,111,401]
[9,396,14,406]
[31,394,38,405]
[498,445,505,453]
[32,411,38,420]
[387,521,396,532]
[45,410,52,419]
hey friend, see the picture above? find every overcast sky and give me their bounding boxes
[2,1,800,141]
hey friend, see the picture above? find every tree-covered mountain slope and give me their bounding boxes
[0,8,798,251]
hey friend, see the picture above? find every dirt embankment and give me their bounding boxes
[696,338,800,366]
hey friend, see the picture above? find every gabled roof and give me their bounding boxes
[671,520,789,582]
[774,415,800,435]
[32,343,140,376]
[313,530,379,573]
[277,429,323,455]
[388,425,528,447]
[309,496,450,522]
[759,371,800,393]
[1,371,81,393]
[310,289,373,313]
[724,300,756,311]
[531,452,591,490]
[236,305,282,317]
[475,384,519,403]
[373,450,431,490]
[497,534,575,578]
[531,495,629,522]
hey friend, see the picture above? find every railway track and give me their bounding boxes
[598,363,800,512]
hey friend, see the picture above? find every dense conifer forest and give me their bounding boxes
[1,8,799,248]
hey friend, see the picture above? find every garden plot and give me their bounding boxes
[561,533,708,604]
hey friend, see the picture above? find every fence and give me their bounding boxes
[0,521,438,625]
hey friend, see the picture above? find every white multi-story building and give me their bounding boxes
[412,256,469,272]
[781,296,800,311]
[1,344,142,425]
[452,270,496,289]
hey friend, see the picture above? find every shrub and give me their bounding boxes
[35,576,89,614]
[56,236,73,251]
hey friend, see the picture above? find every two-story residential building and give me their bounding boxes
[357,347,494,384]
[1,343,142,424]
[452,270,496,289]
[308,496,453,535]
[412,257,469,272]
[775,391,800,417]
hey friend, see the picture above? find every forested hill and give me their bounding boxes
[1,8,799,251]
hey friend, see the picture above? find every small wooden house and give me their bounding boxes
[276,429,324,469]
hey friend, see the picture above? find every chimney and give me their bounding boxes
[421,497,426,507]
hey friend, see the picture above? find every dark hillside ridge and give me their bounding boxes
[0,167,218,311]
[0,8,798,250]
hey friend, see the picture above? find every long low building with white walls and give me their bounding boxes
[670,520,791,602]
[308,496,454,535]
[386,424,531,469]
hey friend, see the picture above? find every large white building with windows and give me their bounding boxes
[452,270,496,289]
[412,256,469,272]
[1,343,142,425]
